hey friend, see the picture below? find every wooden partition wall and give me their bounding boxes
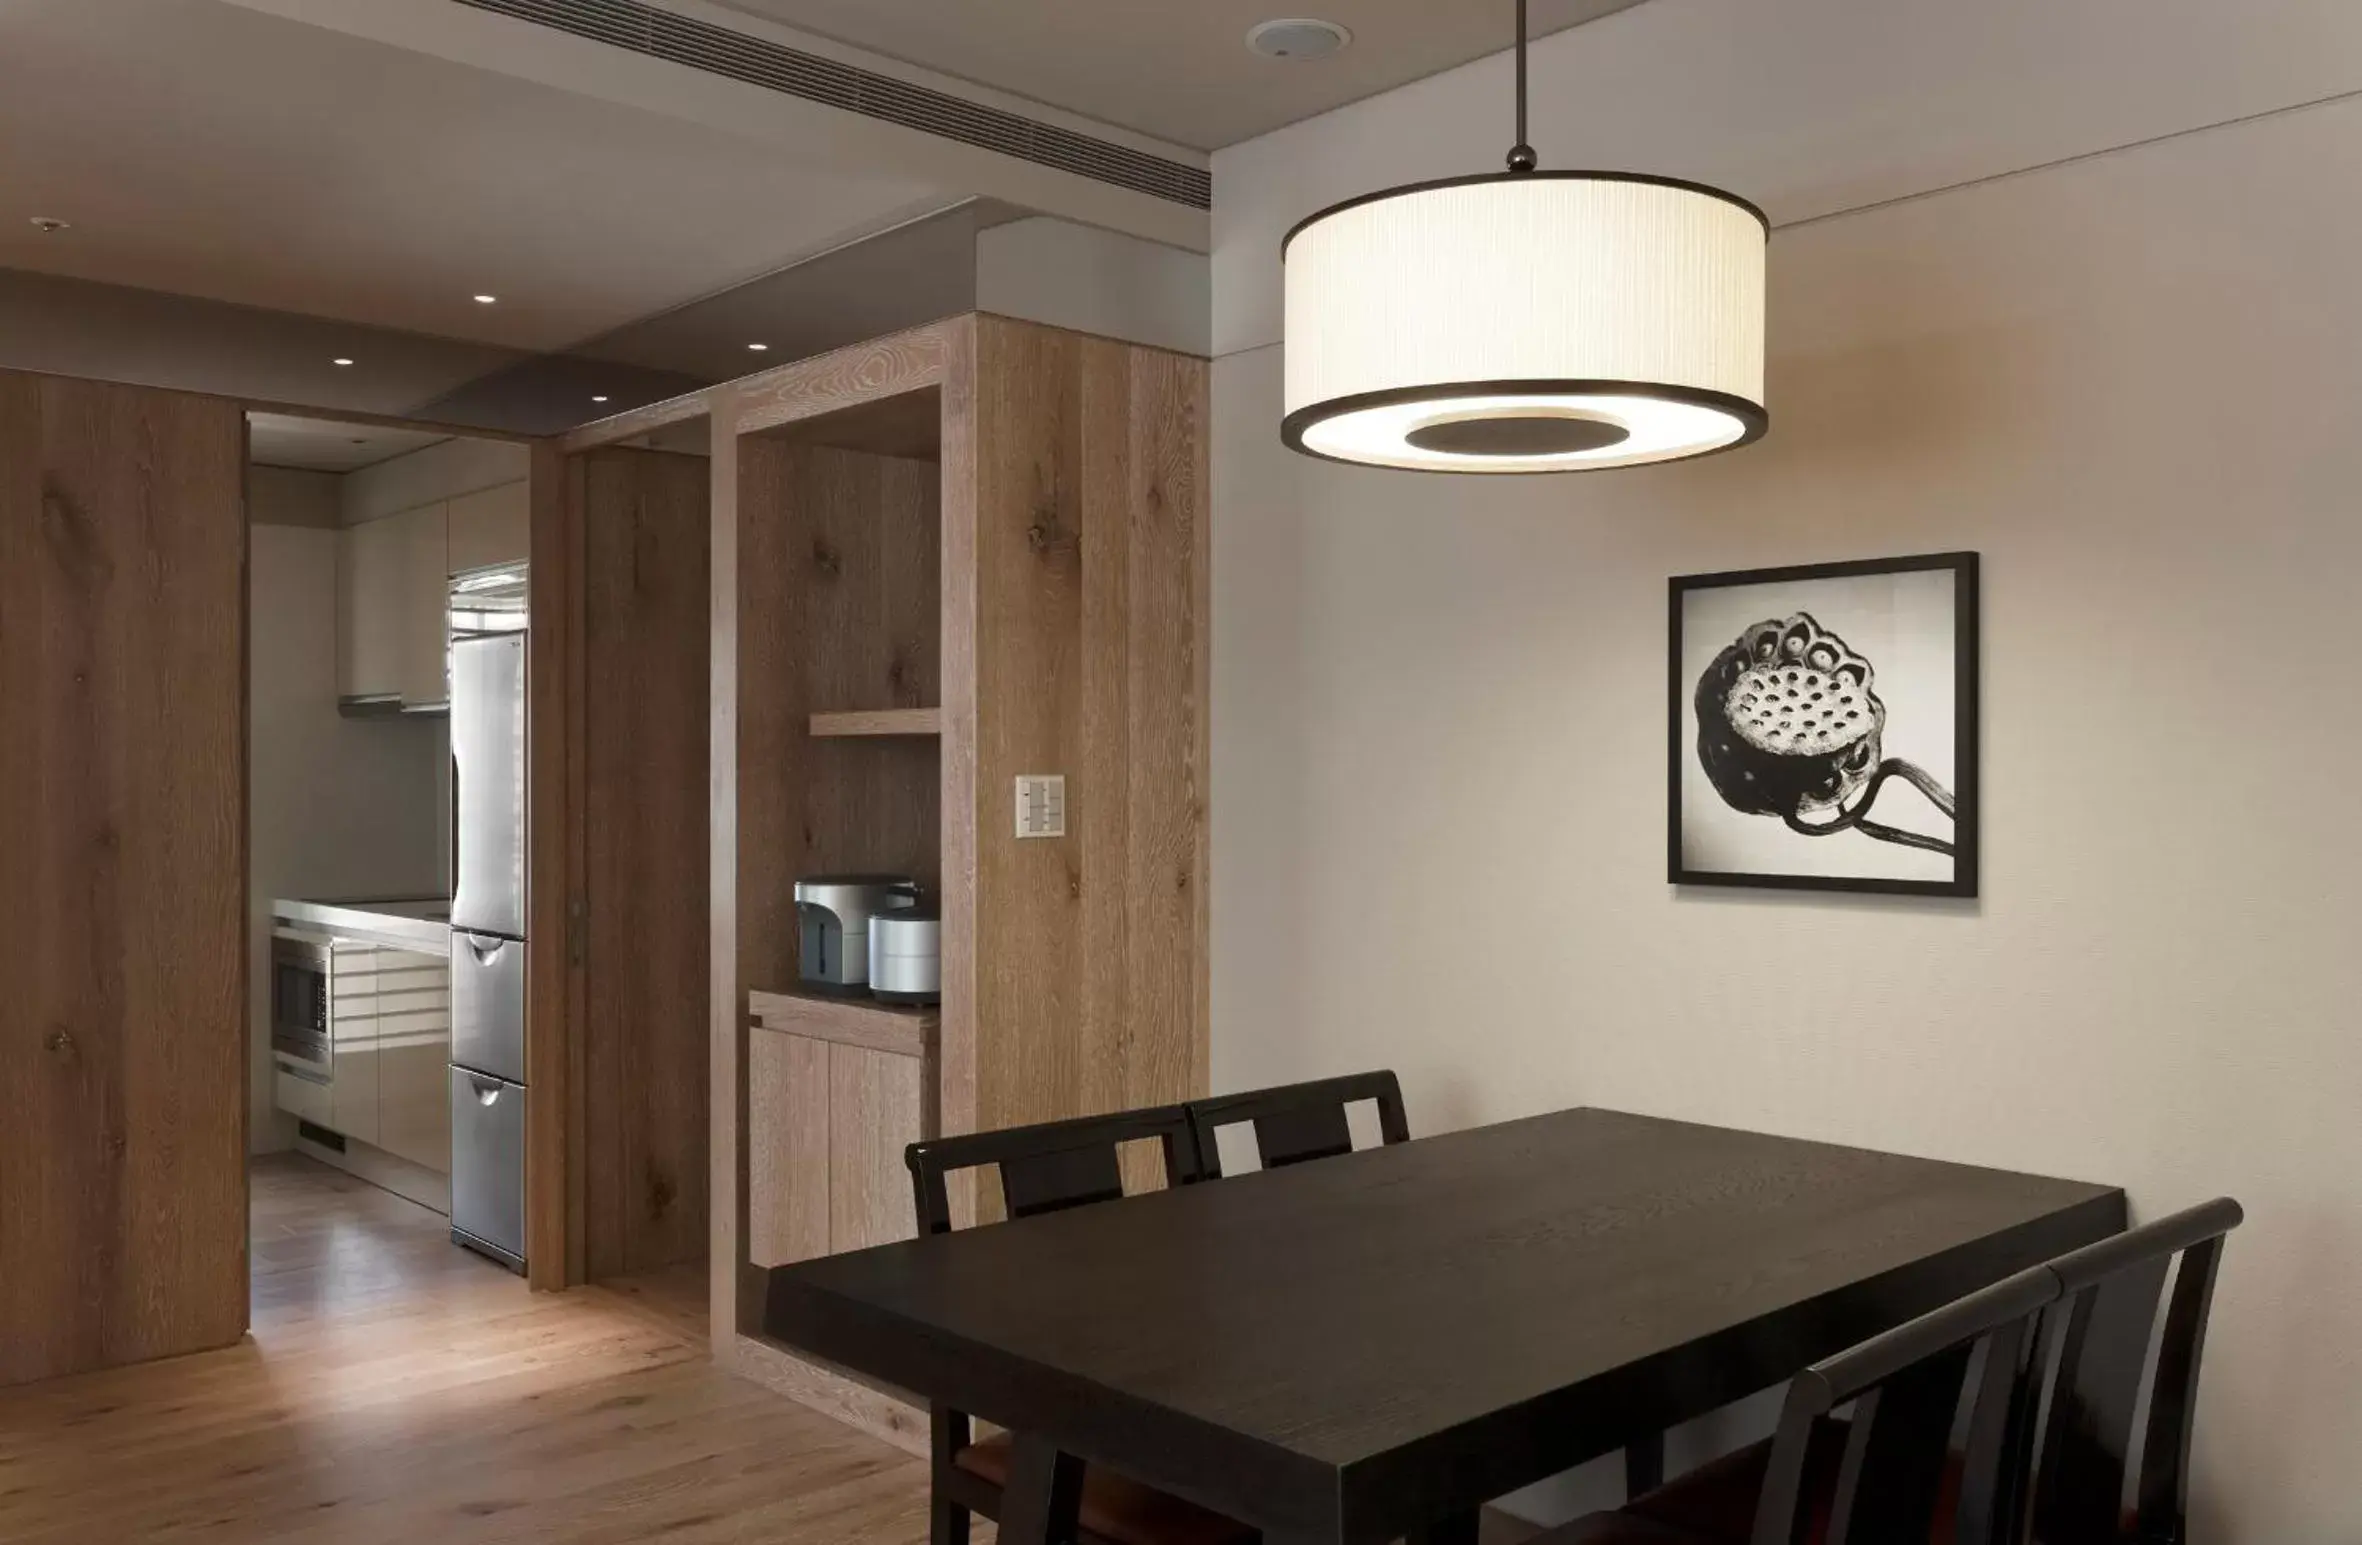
[561,313,1214,1442]
[0,369,249,1385]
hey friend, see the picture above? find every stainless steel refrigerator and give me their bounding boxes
[449,631,529,1272]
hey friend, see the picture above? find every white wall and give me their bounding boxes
[1210,7,2362,1540]
[976,215,1211,356]
[340,435,528,526]
[247,517,447,1152]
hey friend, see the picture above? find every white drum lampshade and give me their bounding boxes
[1280,5,1768,474]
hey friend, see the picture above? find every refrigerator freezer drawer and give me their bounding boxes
[449,1067,526,1272]
[450,931,526,1085]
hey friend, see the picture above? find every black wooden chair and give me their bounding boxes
[904,1107,1255,1545]
[1536,1263,2063,1545]
[2028,1197,2242,1545]
[1546,1198,2245,1545]
[1182,1070,1410,1177]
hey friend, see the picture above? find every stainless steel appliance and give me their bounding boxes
[794,875,919,993]
[270,934,334,1073]
[868,909,940,1005]
[449,631,529,1272]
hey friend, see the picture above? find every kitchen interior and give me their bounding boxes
[246,414,578,1300]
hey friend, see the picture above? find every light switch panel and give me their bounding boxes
[1015,774,1067,839]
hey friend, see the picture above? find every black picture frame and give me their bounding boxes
[1668,551,1980,898]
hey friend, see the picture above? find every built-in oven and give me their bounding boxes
[271,934,333,1074]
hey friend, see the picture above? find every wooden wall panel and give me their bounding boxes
[578,446,712,1280]
[526,439,578,1290]
[0,369,248,1386]
[964,318,1212,1178]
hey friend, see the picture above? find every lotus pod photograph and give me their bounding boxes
[1669,553,1979,897]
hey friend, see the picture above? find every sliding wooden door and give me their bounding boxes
[573,445,712,1281]
[0,369,248,1386]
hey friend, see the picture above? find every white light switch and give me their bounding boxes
[1015,774,1066,839]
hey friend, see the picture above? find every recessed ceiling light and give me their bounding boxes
[29,216,70,234]
[747,342,770,352]
[473,294,498,305]
[1247,17,1352,60]
[591,395,609,403]
[332,357,355,367]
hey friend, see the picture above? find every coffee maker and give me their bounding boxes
[793,875,919,993]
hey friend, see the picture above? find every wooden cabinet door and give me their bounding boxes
[446,481,528,575]
[746,1020,929,1268]
[0,369,247,1386]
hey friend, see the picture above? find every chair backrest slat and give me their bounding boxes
[2030,1197,2243,1545]
[1186,1071,1409,1178]
[1752,1266,2059,1545]
[905,1105,1201,1236]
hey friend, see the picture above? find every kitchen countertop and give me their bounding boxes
[274,897,452,953]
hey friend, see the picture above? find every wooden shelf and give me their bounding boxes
[808,708,942,739]
[750,987,937,1059]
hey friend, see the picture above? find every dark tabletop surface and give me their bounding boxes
[769,1107,2123,1480]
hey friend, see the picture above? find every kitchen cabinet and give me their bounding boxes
[337,501,448,710]
[746,992,934,1268]
[374,946,453,1172]
[276,936,451,1174]
[446,481,529,575]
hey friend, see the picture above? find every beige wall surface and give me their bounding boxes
[1209,73,2362,1545]
[247,524,449,1151]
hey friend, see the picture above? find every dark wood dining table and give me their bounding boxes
[764,1107,2124,1545]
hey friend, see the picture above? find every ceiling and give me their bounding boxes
[0,0,950,360]
[247,413,451,472]
[710,0,1651,149]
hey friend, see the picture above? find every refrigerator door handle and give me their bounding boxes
[464,933,507,964]
[467,1073,505,1106]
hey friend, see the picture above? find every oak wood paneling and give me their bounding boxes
[578,446,712,1281]
[747,1027,831,1269]
[733,323,952,438]
[526,439,576,1290]
[706,389,746,1343]
[827,1042,926,1256]
[750,989,938,1059]
[0,369,248,1386]
[963,318,1212,1178]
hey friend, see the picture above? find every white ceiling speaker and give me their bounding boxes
[1247,18,1352,61]
[1281,0,1768,473]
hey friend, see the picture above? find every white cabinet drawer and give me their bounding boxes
[275,1065,334,1127]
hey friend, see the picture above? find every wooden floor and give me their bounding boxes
[0,1153,935,1543]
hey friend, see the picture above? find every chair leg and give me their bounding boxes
[1625,1431,1666,1500]
[930,1492,970,1545]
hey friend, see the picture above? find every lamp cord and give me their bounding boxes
[1509,0,1537,173]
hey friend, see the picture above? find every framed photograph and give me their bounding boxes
[1669,551,1979,897]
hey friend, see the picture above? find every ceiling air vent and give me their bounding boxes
[453,0,1212,209]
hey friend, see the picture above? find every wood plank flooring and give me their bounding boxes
[0,1155,1537,1543]
[0,1155,933,1543]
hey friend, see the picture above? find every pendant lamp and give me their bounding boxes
[1281,0,1768,473]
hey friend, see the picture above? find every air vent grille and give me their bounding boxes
[453,0,1212,209]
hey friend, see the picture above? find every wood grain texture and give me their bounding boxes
[734,322,953,438]
[748,1026,832,1269]
[0,368,248,1386]
[828,1042,927,1257]
[726,1332,931,1460]
[810,707,943,738]
[935,318,981,1229]
[0,1154,942,1545]
[963,317,1212,1190]
[771,1108,2127,1545]
[525,439,576,1290]
[706,389,747,1346]
[578,446,713,1281]
[751,990,939,1058]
